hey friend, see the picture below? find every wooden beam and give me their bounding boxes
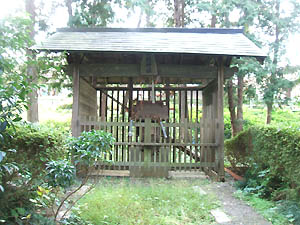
[217,57,225,180]
[67,64,236,79]
[71,64,80,137]
[96,86,205,91]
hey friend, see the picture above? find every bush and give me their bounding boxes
[68,130,115,167]
[0,122,68,223]
[2,122,67,174]
[41,120,71,134]
[56,103,72,111]
[225,126,300,200]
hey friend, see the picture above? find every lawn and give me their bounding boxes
[75,178,219,225]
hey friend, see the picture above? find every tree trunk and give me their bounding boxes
[265,0,279,125]
[145,0,151,27]
[174,0,180,27]
[211,15,217,27]
[236,75,244,132]
[174,0,184,27]
[26,0,39,123]
[266,103,272,124]
[65,0,73,26]
[227,80,237,136]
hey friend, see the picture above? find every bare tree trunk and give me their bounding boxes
[26,0,39,123]
[180,0,184,27]
[236,75,243,132]
[65,0,73,26]
[266,103,272,124]
[145,0,151,27]
[227,80,237,136]
[265,0,279,125]
[174,0,180,27]
[137,10,143,28]
[211,15,217,27]
[174,0,184,27]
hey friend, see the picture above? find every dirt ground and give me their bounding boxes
[203,175,272,225]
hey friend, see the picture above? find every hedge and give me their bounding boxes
[0,122,68,222]
[225,126,300,199]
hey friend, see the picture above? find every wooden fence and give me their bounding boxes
[79,116,219,176]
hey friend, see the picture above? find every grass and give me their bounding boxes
[76,178,219,225]
[234,190,291,225]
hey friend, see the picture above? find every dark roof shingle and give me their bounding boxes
[34,28,266,58]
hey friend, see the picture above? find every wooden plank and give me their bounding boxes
[97,161,215,168]
[97,86,205,91]
[70,64,236,78]
[217,58,225,180]
[113,142,217,147]
[71,64,80,137]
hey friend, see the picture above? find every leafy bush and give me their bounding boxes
[0,122,67,223]
[41,120,71,134]
[68,130,115,167]
[56,103,72,111]
[2,123,67,175]
[225,126,300,200]
[46,130,115,223]
[45,160,76,188]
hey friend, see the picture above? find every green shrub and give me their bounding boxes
[0,122,68,223]
[225,126,300,200]
[45,160,76,188]
[68,130,115,167]
[56,103,72,111]
[2,122,67,174]
[41,120,71,134]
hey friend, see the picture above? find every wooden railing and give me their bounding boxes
[79,116,219,171]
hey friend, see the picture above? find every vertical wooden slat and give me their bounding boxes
[122,90,125,162]
[196,90,199,123]
[185,89,188,121]
[179,90,182,122]
[217,58,225,179]
[116,90,119,164]
[128,79,133,162]
[99,90,102,118]
[105,91,108,122]
[71,64,80,137]
[190,90,193,122]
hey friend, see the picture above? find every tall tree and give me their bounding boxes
[25,0,39,122]
[124,0,158,27]
[256,0,300,124]
[66,0,117,27]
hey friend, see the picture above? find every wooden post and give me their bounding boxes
[217,58,225,180]
[71,64,80,137]
[128,78,133,119]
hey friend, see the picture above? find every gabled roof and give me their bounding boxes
[34,28,266,58]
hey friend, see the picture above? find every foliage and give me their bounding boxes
[60,213,90,225]
[223,107,300,139]
[41,119,71,134]
[0,16,33,136]
[2,123,67,174]
[234,190,291,225]
[225,126,300,201]
[57,103,73,111]
[0,123,67,224]
[68,0,119,27]
[76,178,218,225]
[42,130,116,222]
[68,130,114,167]
[45,160,76,188]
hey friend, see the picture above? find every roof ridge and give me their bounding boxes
[56,27,244,34]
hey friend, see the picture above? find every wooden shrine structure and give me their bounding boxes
[35,28,266,179]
